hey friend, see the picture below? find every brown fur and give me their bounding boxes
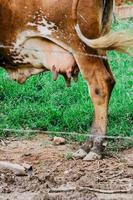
[0,0,127,159]
[73,0,133,55]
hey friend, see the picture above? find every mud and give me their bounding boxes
[0,134,133,200]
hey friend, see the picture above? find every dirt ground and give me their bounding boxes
[0,134,133,200]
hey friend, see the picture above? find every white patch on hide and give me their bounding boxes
[27,18,57,37]
[10,30,41,64]
[13,16,57,50]
[37,19,56,36]
[10,15,75,69]
[13,30,39,49]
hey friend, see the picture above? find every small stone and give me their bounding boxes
[73,148,87,159]
[48,137,53,141]
[83,151,101,161]
[53,137,66,145]
[0,173,5,180]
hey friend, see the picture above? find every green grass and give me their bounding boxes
[124,0,133,5]
[0,19,133,142]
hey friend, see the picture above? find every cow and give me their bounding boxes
[0,0,133,161]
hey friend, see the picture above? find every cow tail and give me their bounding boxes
[75,24,133,55]
[72,0,133,55]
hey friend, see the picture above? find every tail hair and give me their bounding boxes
[72,0,133,55]
[75,24,133,55]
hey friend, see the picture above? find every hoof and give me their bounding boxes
[83,151,102,161]
[73,148,87,159]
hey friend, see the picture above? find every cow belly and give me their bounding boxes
[7,38,77,84]
[22,38,76,73]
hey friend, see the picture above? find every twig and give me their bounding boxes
[49,185,132,194]
[106,170,124,180]
[49,186,76,193]
[97,170,124,182]
[79,186,132,194]
[0,161,32,176]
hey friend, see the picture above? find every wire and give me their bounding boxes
[0,44,133,62]
[0,129,133,140]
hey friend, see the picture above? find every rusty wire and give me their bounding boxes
[0,129,133,140]
[0,44,133,62]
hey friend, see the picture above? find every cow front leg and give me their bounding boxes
[73,55,115,160]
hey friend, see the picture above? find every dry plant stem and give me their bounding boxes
[105,170,124,180]
[49,187,76,193]
[79,187,132,194]
[0,161,32,176]
[50,186,132,194]
[96,170,124,182]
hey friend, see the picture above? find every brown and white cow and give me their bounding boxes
[0,0,133,160]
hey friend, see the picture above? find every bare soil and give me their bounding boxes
[0,134,133,200]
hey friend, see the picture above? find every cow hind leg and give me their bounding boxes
[73,55,115,160]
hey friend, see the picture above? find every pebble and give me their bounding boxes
[53,137,66,145]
